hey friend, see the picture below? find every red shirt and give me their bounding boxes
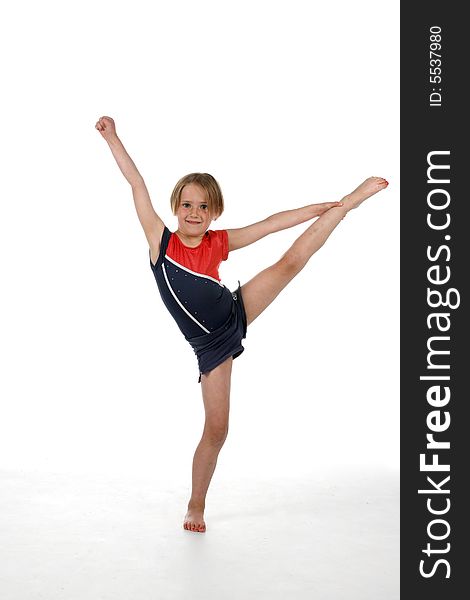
[166,229,229,282]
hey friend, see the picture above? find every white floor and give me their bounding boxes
[0,467,399,600]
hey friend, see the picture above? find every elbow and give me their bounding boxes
[264,214,278,234]
[131,176,146,190]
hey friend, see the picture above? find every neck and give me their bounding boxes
[176,229,205,247]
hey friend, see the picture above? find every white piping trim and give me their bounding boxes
[164,254,224,286]
[161,263,210,334]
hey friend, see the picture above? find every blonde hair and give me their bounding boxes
[170,173,224,218]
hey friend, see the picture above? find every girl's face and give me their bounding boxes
[176,183,215,236]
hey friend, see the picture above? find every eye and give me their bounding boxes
[201,205,208,210]
[181,203,191,208]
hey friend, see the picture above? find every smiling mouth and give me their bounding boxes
[186,220,201,224]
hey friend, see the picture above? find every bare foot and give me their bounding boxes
[183,506,206,533]
[342,176,389,210]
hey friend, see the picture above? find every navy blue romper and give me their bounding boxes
[149,226,247,382]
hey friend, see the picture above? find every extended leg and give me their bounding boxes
[241,177,388,326]
[184,356,233,533]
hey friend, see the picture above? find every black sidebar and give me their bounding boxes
[401,3,468,599]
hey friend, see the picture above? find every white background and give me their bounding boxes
[1,0,399,479]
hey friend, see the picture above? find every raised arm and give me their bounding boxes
[226,201,343,252]
[95,116,165,255]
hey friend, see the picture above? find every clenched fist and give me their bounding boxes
[95,116,117,142]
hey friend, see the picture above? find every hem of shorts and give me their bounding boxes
[235,281,248,338]
[197,346,245,383]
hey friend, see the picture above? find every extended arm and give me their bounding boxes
[96,116,164,253]
[226,201,343,252]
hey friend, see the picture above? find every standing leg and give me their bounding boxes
[241,177,388,326]
[183,356,233,532]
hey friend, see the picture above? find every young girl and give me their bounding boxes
[95,115,388,533]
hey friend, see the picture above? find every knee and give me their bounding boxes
[204,419,229,447]
[279,249,305,274]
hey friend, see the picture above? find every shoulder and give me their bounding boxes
[207,228,227,238]
[208,229,229,260]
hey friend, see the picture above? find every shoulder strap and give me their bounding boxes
[160,226,171,255]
